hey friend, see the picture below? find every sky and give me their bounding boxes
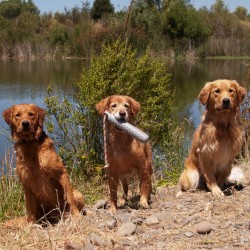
[33,0,250,13]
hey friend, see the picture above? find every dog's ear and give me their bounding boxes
[128,97,141,117]
[96,96,111,115]
[35,106,46,140]
[2,106,14,125]
[233,81,247,104]
[198,82,212,105]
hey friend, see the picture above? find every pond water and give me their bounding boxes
[0,59,249,159]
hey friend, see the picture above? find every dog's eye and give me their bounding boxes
[215,89,220,94]
[110,104,117,108]
[29,112,34,117]
[229,89,234,93]
[124,103,130,108]
[15,113,20,117]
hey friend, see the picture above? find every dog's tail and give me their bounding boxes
[226,166,245,185]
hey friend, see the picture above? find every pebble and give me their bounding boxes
[117,222,136,236]
[145,215,159,226]
[116,213,132,222]
[65,241,82,250]
[107,219,117,230]
[184,232,194,237]
[196,221,213,234]
[89,233,104,246]
[93,199,107,209]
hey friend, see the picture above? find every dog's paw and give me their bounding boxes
[226,166,245,185]
[139,197,149,209]
[211,186,224,198]
[108,202,118,213]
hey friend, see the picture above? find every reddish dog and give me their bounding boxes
[177,80,246,198]
[3,104,84,225]
[96,95,152,211]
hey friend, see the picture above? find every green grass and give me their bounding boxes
[0,150,25,222]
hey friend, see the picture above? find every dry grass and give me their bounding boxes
[1,162,250,249]
[0,214,119,249]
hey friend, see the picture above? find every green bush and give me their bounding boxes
[45,38,186,185]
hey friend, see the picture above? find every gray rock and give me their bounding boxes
[89,233,104,246]
[116,212,132,222]
[196,221,213,234]
[117,222,136,236]
[184,232,194,237]
[107,219,117,230]
[145,215,159,225]
[93,199,107,209]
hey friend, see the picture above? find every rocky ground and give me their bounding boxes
[0,162,250,250]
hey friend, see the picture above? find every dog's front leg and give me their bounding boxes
[139,171,151,208]
[23,187,39,223]
[202,165,224,198]
[60,173,80,215]
[107,171,119,211]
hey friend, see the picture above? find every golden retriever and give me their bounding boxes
[2,104,84,225]
[177,79,247,198]
[96,95,152,211]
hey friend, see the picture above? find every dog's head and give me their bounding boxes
[2,104,46,142]
[198,79,246,113]
[96,95,141,123]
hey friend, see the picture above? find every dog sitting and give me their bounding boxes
[177,79,247,198]
[96,95,152,211]
[3,104,84,225]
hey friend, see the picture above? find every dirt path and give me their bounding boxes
[1,162,250,250]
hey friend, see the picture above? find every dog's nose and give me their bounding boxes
[222,98,230,108]
[22,121,30,128]
[119,111,126,117]
[222,98,230,105]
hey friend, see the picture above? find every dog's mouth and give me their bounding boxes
[114,118,126,132]
[216,106,231,112]
[114,126,123,132]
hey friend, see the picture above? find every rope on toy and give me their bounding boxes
[103,113,109,169]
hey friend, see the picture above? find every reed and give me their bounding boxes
[0,149,25,222]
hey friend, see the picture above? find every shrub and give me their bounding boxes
[45,38,186,185]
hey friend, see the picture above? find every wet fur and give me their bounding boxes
[96,95,152,211]
[177,80,246,198]
[3,104,84,226]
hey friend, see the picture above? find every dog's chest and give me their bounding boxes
[108,141,146,174]
[199,126,244,160]
[15,146,59,200]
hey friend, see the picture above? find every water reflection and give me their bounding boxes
[170,59,250,129]
[0,59,249,159]
[0,60,84,157]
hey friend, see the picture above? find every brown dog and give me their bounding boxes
[3,104,84,225]
[177,80,247,198]
[96,95,152,211]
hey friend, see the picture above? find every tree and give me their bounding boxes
[162,0,210,46]
[90,0,114,20]
[234,6,247,20]
[0,0,39,19]
[211,0,228,13]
